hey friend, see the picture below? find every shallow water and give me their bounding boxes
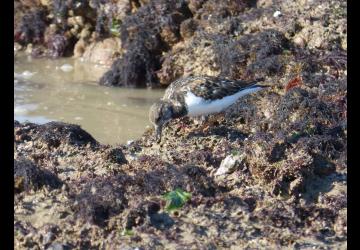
[14,54,164,145]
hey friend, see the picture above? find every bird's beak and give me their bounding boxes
[155,125,162,143]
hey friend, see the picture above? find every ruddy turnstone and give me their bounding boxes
[149,76,269,141]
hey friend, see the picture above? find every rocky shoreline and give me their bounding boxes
[14,0,346,249]
[14,78,347,248]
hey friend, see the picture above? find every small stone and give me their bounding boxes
[257,0,273,8]
[105,148,127,164]
[215,154,245,176]
[341,38,347,51]
[74,16,84,27]
[25,44,33,54]
[46,243,69,250]
[80,28,91,39]
[60,64,74,72]
[273,11,282,18]
[180,19,198,39]
[289,177,304,195]
[67,17,76,26]
[21,70,37,79]
[14,43,22,52]
[43,232,55,245]
[293,36,306,47]
[73,39,87,58]
[40,0,51,6]
[82,38,122,65]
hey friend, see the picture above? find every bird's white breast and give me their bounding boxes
[184,87,262,117]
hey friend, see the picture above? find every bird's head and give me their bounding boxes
[149,100,174,142]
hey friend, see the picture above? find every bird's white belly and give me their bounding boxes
[184,87,262,117]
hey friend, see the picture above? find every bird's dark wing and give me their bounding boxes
[188,76,266,100]
[163,76,197,100]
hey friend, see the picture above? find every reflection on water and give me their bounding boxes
[14,54,164,145]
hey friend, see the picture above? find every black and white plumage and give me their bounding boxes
[149,76,269,141]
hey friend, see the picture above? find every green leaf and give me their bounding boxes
[231,149,239,156]
[122,229,134,236]
[162,188,192,212]
[110,19,121,37]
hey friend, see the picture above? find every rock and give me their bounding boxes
[20,0,41,7]
[149,212,175,230]
[14,121,98,148]
[67,16,84,27]
[43,231,56,245]
[160,25,180,47]
[73,38,87,58]
[25,44,33,55]
[105,148,128,165]
[180,19,198,39]
[273,11,282,18]
[79,26,91,39]
[20,70,37,79]
[115,0,132,21]
[14,43,23,53]
[47,34,69,58]
[158,29,289,84]
[124,207,147,230]
[215,154,245,176]
[39,0,50,6]
[293,35,306,47]
[256,0,273,8]
[99,0,192,87]
[82,38,122,65]
[341,38,347,51]
[73,176,128,227]
[15,9,47,45]
[14,159,37,193]
[99,41,157,87]
[187,0,206,14]
[60,64,74,72]
[14,158,61,193]
[46,243,70,250]
[43,24,58,44]
[313,154,336,176]
[289,177,305,196]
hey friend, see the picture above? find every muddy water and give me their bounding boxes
[14,54,164,145]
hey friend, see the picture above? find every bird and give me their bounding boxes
[149,76,269,142]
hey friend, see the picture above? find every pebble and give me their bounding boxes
[46,243,68,250]
[273,11,282,18]
[21,70,37,79]
[60,64,74,72]
[293,36,306,47]
[43,232,55,245]
[215,154,245,176]
[264,110,272,119]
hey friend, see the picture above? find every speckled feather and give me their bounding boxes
[163,76,265,101]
